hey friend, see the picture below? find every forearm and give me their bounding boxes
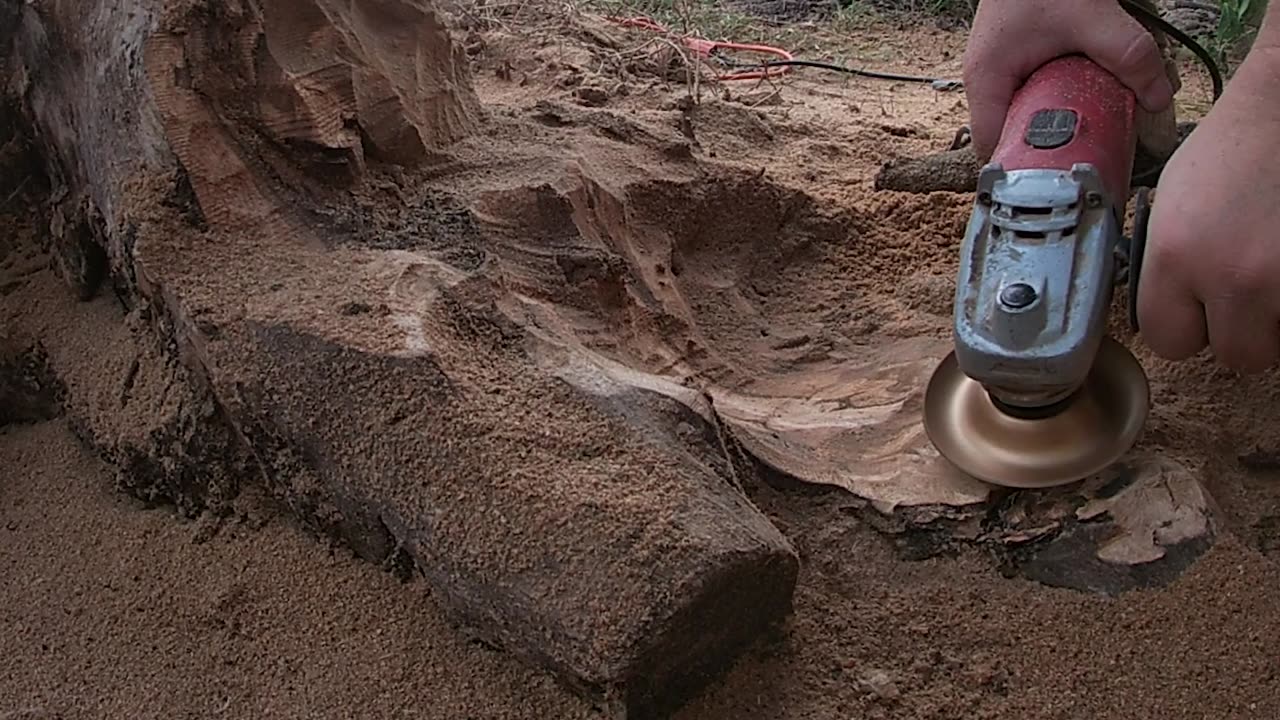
[1244,3,1280,70]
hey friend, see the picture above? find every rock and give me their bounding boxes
[574,85,611,107]
[0,334,64,426]
[858,668,901,701]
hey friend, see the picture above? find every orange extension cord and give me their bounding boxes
[605,16,794,81]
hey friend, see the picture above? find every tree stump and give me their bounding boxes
[0,3,799,717]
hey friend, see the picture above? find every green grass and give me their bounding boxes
[1213,0,1269,64]
[580,0,763,40]
[829,1,875,32]
[578,0,972,43]
[579,0,1267,73]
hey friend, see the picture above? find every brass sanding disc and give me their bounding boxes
[923,337,1150,489]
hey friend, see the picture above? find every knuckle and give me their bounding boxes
[1145,326,1203,361]
[1114,32,1162,79]
[961,51,985,81]
[1214,342,1274,374]
[1212,264,1268,298]
[960,35,1001,81]
[1142,240,1187,279]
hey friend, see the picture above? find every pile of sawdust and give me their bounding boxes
[0,421,595,719]
[6,408,1280,719]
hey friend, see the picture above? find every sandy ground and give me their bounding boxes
[6,406,1280,719]
[1,421,596,720]
[5,5,1280,720]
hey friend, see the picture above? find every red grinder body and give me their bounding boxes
[988,55,1138,206]
[927,53,1153,489]
[950,53,1143,410]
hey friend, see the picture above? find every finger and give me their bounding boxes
[1066,7,1174,113]
[1136,253,1208,360]
[963,67,1020,162]
[1204,298,1280,374]
[961,7,1029,162]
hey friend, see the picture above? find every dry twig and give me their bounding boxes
[1,175,30,211]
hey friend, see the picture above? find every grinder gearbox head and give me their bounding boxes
[923,161,1150,487]
[924,55,1153,488]
[952,161,1118,408]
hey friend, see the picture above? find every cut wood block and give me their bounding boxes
[219,317,799,715]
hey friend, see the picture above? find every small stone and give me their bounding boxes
[857,668,900,701]
[191,510,224,545]
[574,85,610,107]
[962,656,1009,694]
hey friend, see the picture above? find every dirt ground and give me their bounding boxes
[8,414,1280,720]
[5,4,1280,719]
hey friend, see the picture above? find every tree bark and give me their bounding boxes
[873,145,979,194]
[873,122,1199,195]
[0,2,798,717]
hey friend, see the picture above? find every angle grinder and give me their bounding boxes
[923,55,1155,489]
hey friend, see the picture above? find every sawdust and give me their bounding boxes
[5,3,1280,719]
[0,421,596,720]
[5,421,1280,719]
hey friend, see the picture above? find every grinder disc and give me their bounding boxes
[922,337,1149,488]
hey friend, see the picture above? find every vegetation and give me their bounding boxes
[1214,0,1269,60]
[575,0,1269,87]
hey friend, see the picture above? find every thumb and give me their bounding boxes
[1067,4,1174,113]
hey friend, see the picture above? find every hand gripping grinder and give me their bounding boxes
[923,55,1152,488]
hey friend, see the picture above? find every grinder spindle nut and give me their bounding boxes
[999,283,1038,310]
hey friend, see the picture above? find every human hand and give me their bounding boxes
[962,0,1176,160]
[1136,55,1280,373]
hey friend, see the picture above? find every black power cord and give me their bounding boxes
[1114,0,1225,184]
[707,51,963,87]
[756,58,963,89]
[722,0,1224,104]
[1118,0,1224,101]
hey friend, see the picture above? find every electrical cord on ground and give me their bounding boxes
[755,59,962,89]
[753,1,1223,99]
[606,3,1227,150]
[606,14,963,85]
